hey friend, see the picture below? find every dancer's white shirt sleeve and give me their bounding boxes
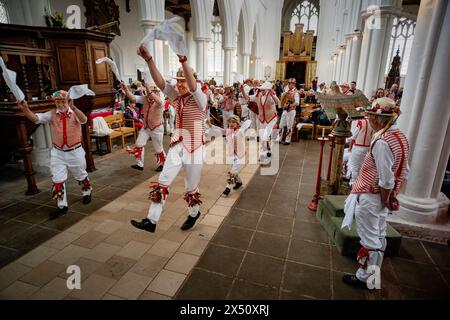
[190,84,207,111]
[36,111,52,124]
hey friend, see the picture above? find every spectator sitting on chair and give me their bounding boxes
[125,102,143,130]
[304,90,317,104]
[299,88,306,98]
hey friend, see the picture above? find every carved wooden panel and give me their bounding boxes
[92,46,108,84]
[55,46,83,84]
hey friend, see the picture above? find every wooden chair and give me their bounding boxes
[296,106,315,140]
[103,114,127,152]
[115,113,136,143]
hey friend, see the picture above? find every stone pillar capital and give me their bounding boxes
[194,37,211,42]
[141,20,161,29]
[361,6,400,20]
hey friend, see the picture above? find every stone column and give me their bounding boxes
[138,0,165,76]
[347,31,363,84]
[332,52,339,81]
[195,37,209,81]
[357,3,400,97]
[342,36,353,83]
[31,123,52,174]
[190,0,214,81]
[395,0,450,225]
[337,45,347,83]
[223,47,234,85]
[242,53,251,79]
[254,56,263,80]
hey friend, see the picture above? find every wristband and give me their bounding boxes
[145,56,153,62]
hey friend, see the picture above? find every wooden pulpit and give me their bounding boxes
[0,23,116,195]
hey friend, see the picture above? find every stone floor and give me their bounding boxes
[0,137,449,300]
[0,136,169,268]
[175,141,450,300]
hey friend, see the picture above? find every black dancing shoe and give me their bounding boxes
[283,142,291,146]
[180,212,201,231]
[342,275,368,289]
[130,218,156,233]
[222,187,231,196]
[233,182,243,190]
[82,194,91,204]
[155,165,164,172]
[131,165,144,171]
[49,206,68,220]
[267,152,272,157]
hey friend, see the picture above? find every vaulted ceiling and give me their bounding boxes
[164,0,220,30]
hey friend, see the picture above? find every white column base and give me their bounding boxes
[397,193,441,224]
[31,123,52,175]
[31,152,51,175]
[388,192,450,243]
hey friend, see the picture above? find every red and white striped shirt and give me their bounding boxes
[352,128,410,195]
[164,84,207,153]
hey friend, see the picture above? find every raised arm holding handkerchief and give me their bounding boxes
[95,57,122,81]
[130,18,207,235]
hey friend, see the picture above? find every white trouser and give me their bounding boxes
[258,117,277,158]
[354,193,388,282]
[225,156,244,189]
[279,109,296,143]
[348,146,369,185]
[147,143,204,223]
[51,147,90,208]
[249,111,259,138]
[135,126,165,167]
[222,110,234,130]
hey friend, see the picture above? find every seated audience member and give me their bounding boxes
[370,88,386,103]
[125,102,143,129]
[304,90,317,104]
[340,83,353,95]
[317,82,326,93]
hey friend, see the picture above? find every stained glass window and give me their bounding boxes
[290,1,318,33]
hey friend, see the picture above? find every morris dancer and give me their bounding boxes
[278,78,299,145]
[242,81,280,165]
[210,116,252,196]
[122,81,166,172]
[342,98,410,289]
[347,108,375,185]
[131,44,206,233]
[17,91,92,218]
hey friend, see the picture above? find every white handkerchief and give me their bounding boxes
[341,193,358,230]
[68,84,96,100]
[0,57,25,101]
[233,72,244,84]
[96,57,121,81]
[140,17,187,56]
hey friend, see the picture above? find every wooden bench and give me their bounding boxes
[103,113,136,152]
